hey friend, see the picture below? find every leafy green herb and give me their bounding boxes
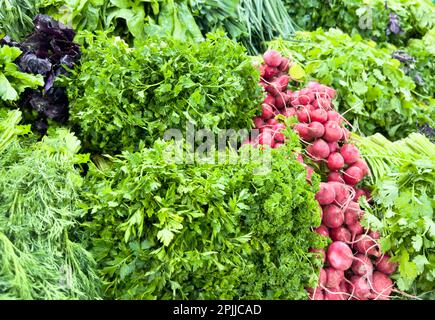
[356,133,435,298]
[81,133,326,299]
[0,110,101,299]
[0,45,43,102]
[67,31,263,153]
[269,29,434,140]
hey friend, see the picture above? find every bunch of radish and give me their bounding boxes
[249,49,398,300]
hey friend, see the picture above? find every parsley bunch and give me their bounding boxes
[81,134,326,299]
[67,31,263,153]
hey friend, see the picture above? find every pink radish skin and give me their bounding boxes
[263,66,279,78]
[278,57,290,72]
[353,188,366,201]
[313,98,332,110]
[341,128,350,142]
[354,234,380,257]
[331,182,350,206]
[325,267,344,289]
[328,172,345,183]
[375,255,398,275]
[306,166,314,182]
[327,111,343,124]
[319,268,327,287]
[352,253,374,277]
[308,122,325,138]
[347,221,364,237]
[264,94,275,106]
[307,139,330,160]
[330,226,351,243]
[294,123,313,141]
[309,288,324,300]
[324,287,346,300]
[315,182,336,205]
[353,159,369,176]
[350,276,371,299]
[315,225,330,237]
[282,108,296,117]
[327,241,354,271]
[253,116,265,129]
[267,118,278,126]
[310,109,328,123]
[261,104,274,120]
[371,271,393,298]
[297,108,310,123]
[344,202,362,225]
[343,166,364,185]
[327,152,345,171]
[328,141,339,153]
[296,154,304,164]
[322,205,344,228]
[340,144,360,164]
[264,50,282,67]
[298,95,311,106]
[275,94,288,109]
[323,121,342,142]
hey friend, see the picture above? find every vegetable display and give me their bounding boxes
[0,1,433,302]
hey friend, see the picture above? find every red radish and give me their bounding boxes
[278,57,290,72]
[328,141,339,153]
[263,66,279,78]
[369,230,380,240]
[282,107,296,117]
[267,118,278,126]
[324,267,344,289]
[308,122,325,138]
[261,104,274,120]
[344,202,362,225]
[263,50,282,67]
[264,94,275,107]
[274,131,285,142]
[274,75,290,92]
[352,254,374,277]
[340,144,360,164]
[323,121,342,142]
[315,182,336,205]
[265,84,280,96]
[258,131,275,148]
[328,172,345,183]
[327,241,353,271]
[253,116,265,129]
[296,154,304,164]
[306,165,314,182]
[322,205,344,229]
[296,108,310,123]
[353,188,366,201]
[273,142,284,148]
[309,288,324,300]
[290,97,300,107]
[294,123,313,141]
[324,287,346,300]
[275,93,288,109]
[310,108,328,123]
[330,226,351,242]
[347,221,364,237]
[310,248,326,263]
[343,166,364,185]
[327,152,345,171]
[350,276,371,299]
[353,159,369,176]
[331,182,350,205]
[326,111,343,124]
[307,139,330,160]
[298,95,310,105]
[313,98,332,110]
[319,268,327,287]
[371,271,393,298]
[375,255,398,275]
[259,65,267,78]
[273,123,286,131]
[315,225,330,237]
[354,234,380,257]
[330,226,352,243]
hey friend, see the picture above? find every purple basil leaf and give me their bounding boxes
[18,52,52,75]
